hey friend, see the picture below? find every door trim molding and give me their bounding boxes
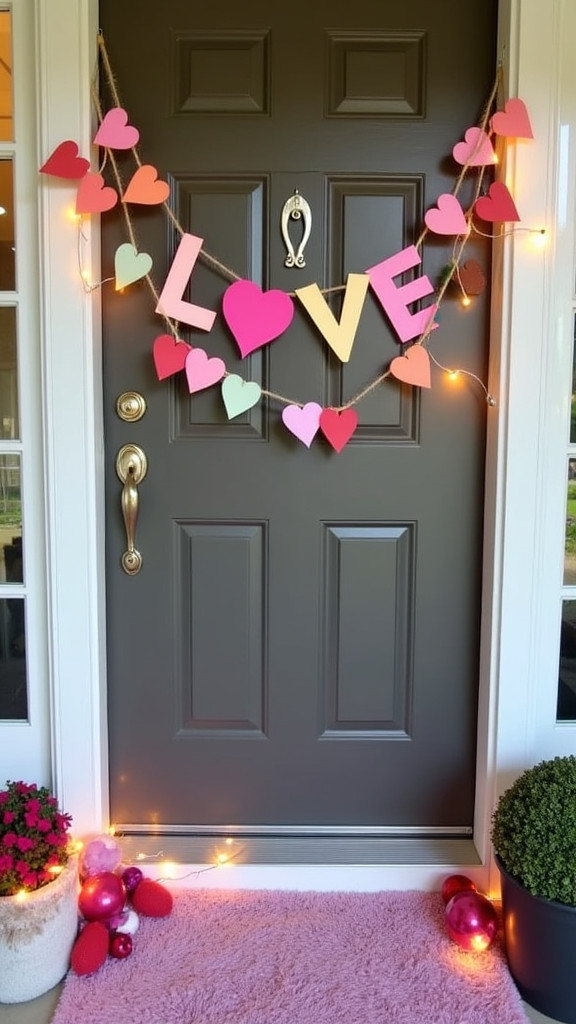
[35,0,575,888]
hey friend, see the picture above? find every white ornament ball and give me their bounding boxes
[115,908,139,935]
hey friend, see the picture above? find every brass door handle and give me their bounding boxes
[115,444,148,575]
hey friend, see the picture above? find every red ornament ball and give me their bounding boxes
[445,890,498,951]
[441,873,477,905]
[109,931,133,959]
[121,865,144,894]
[78,871,126,922]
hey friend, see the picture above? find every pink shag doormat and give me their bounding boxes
[52,889,529,1024]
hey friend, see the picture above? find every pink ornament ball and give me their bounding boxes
[441,873,477,905]
[80,835,122,879]
[109,931,133,959]
[78,872,127,922]
[445,890,498,951]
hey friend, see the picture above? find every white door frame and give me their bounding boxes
[33,0,576,890]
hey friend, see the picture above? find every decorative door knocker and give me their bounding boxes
[281,189,312,269]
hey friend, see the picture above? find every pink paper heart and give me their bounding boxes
[93,108,140,150]
[153,334,191,381]
[185,348,226,394]
[281,402,322,448]
[491,98,533,139]
[452,127,496,167]
[390,346,431,389]
[424,194,469,236]
[319,409,358,453]
[222,280,295,358]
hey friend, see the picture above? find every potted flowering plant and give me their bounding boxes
[0,780,79,1003]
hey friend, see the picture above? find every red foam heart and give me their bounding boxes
[123,165,170,205]
[70,921,110,976]
[491,98,533,139]
[319,409,358,453]
[390,346,431,389]
[76,172,118,215]
[131,878,174,917]
[40,140,90,180]
[153,334,191,380]
[475,182,520,223]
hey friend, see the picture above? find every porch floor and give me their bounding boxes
[0,984,564,1023]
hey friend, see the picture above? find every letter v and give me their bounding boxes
[295,273,370,363]
[156,233,217,331]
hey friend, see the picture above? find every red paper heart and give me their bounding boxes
[131,878,174,917]
[153,334,191,380]
[76,172,118,215]
[319,409,358,452]
[390,346,431,389]
[457,260,486,296]
[475,182,520,223]
[70,921,110,976]
[123,165,170,205]
[40,140,90,180]
[491,98,533,139]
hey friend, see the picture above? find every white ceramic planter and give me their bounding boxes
[0,856,78,1003]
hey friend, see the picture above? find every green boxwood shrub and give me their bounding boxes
[491,756,576,905]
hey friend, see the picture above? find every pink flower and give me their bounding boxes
[15,836,34,852]
[0,853,13,871]
[15,859,30,877]
[15,782,36,795]
[0,791,8,805]
[2,832,17,848]
[36,818,51,833]
[24,811,38,828]
[25,798,41,814]
[2,810,14,824]
[22,871,37,887]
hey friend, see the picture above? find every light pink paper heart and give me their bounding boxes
[93,108,140,150]
[222,280,295,358]
[281,402,322,448]
[452,127,496,167]
[491,98,533,139]
[185,348,226,394]
[424,194,469,236]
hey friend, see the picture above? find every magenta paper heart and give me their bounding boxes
[452,127,496,167]
[153,334,191,380]
[281,402,322,448]
[424,194,468,236]
[222,280,295,358]
[93,108,140,150]
[185,348,226,394]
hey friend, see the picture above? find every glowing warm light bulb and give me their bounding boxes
[225,838,234,846]
[448,370,460,382]
[216,853,229,865]
[161,861,176,878]
[48,865,63,876]
[136,852,146,861]
[108,824,117,836]
[461,295,471,308]
[531,228,547,249]
[74,840,84,852]
[67,207,81,222]
[15,889,26,902]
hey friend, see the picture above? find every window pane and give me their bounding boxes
[571,316,576,443]
[558,599,576,720]
[0,596,26,720]
[0,159,15,290]
[564,459,576,583]
[0,306,18,436]
[0,12,12,143]
[0,453,21,582]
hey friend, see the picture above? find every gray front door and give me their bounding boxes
[101,0,496,829]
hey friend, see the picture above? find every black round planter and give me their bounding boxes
[496,855,576,1024]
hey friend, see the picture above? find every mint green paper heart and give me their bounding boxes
[222,374,262,419]
[114,242,153,289]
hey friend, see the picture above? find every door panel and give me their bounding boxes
[100,0,496,828]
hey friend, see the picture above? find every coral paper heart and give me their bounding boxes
[424,194,469,236]
[153,334,191,380]
[457,260,486,296]
[319,409,358,453]
[75,172,118,214]
[222,280,295,358]
[475,182,520,223]
[123,165,170,205]
[40,140,90,179]
[222,375,262,418]
[452,127,496,167]
[390,346,431,389]
[185,348,226,393]
[491,98,533,139]
[282,402,322,448]
[114,243,153,289]
[93,108,140,150]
